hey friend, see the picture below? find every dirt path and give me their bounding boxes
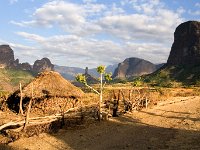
[2,96,200,150]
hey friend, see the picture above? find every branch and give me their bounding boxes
[0,121,25,131]
[102,81,107,89]
[0,107,80,131]
[85,84,100,95]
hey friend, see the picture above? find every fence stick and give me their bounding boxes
[19,83,24,115]
[23,83,33,130]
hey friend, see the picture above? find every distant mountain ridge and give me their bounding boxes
[0,45,54,73]
[54,65,85,80]
[113,57,163,79]
[56,60,164,81]
[54,64,117,81]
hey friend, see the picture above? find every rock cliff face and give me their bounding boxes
[113,57,157,79]
[0,45,33,70]
[145,21,200,85]
[167,21,200,66]
[18,62,32,71]
[84,67,98,84]
[0,45,54,72]
[0,45,15,68]
[33,58,54,73]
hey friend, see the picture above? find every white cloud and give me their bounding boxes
[99,9,182,43]
[9,0,18,4]
[195,2,200,8]
[0,39,40,64]
[187,2,200,16]
[104,3,125,16]
[176,7,185,15]
[34,1,85,28]
[11,0,105,35]
[16,32,45,42]
[84,3,106,15]
[83,0,97,4]
[9,0,186,67]
[96,0,183,46]
[188,10,200,16]
[11,0,183,40]
[12,1,86,32]
[14,31,170,68]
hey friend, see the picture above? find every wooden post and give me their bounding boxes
[23,83,33,130]
[80,99,84,121]
[113,90,117,99]
[117,89,121,101]
[129,89,132,101]
[19,83,24,115]
[99,73,103,121]
[145,97,148,109]
[121,90,126,112]
[121,90,125,100]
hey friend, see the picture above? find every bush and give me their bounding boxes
[112,78,128,84]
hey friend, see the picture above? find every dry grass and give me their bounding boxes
[80,85,200,110]
[20,71,84,98]
[6,71,84,115]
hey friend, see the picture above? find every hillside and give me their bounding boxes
[143,21,200,87]
[0,45,54,92]
[144,65,200,87]
[0,69,34,92]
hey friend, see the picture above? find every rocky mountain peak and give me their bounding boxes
[84,67,98,84]
[0,45,54,72]
[85,67,89,75]
[167,21,200,66]
[33,57,54,73]
[0,45,15,68]
[113,57,157,79]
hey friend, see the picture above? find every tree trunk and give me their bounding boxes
[99,73,103,121]
[19,83,24,115]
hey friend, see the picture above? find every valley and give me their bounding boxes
[0,15,199,150]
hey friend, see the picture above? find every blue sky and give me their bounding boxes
[0,0,199,68]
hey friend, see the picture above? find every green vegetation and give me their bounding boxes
[112,78,128,84]
[141,65,200,87]
[76,65,112,120]
[0,68,34,92]
[5,69,34,85]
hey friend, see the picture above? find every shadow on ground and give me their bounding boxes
[5,112,199,150]
[51,115,200,150]
[1,100,200,150]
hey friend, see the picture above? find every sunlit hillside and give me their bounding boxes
[0,69,34,93]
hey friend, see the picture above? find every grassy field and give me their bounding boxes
[0,68,34,93]
[142,65,200,87]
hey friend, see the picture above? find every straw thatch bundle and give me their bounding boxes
[7,71,84,114]
[21,71,83,98]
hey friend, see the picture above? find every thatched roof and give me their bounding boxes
[20,71,84,99]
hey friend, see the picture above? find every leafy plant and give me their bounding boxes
[76,65,112,121]
[132,77,143,87]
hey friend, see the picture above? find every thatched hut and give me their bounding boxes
[7,71,84,115]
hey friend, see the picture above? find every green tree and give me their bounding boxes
[76,65,112,121]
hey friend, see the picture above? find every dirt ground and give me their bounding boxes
[1,96,200,150]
